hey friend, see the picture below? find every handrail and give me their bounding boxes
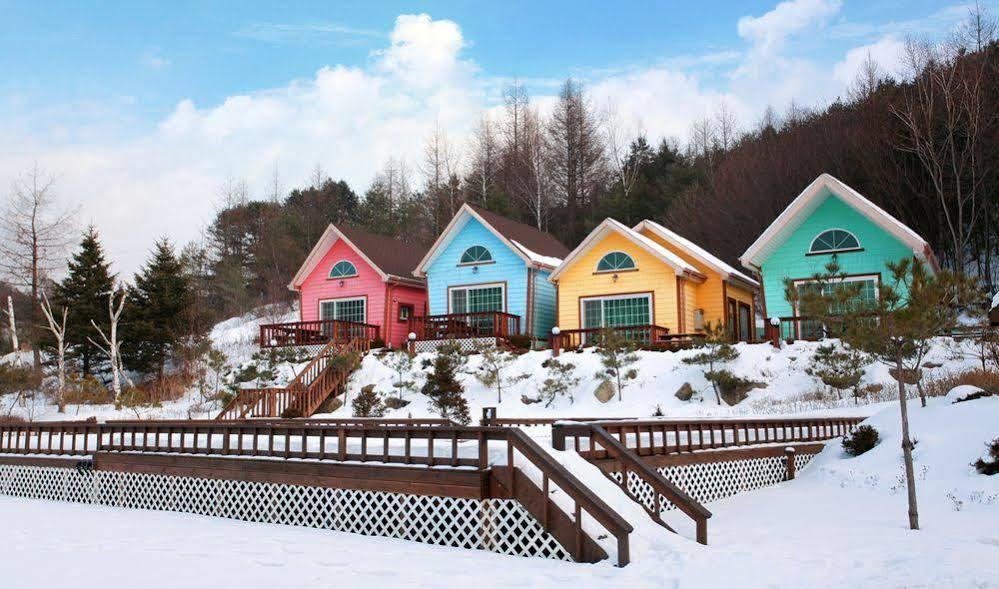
[588,424,711,544]
[551,325,705,355]
[0,419,633,566]
[504,427,632,566]
[260,318,380,348]
[408,311,521,341]
[555,416,864,459]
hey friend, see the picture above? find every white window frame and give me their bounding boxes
[447,282,506,314]
[319,296,367,323]
[595,250,637,273]
[457,245,495,266]
[579,293,653,329]
[328,260,359,279]
[791,273,880,316]
[807,228,862,255]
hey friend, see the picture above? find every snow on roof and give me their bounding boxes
[636,220,759,286]
[992,291,999,311]
[551,217,699,280]
[511,240,563,268]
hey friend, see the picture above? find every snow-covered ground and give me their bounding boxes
[3,393,996,588]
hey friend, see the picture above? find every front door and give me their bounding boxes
[449,283,505,334]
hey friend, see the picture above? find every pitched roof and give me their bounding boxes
[739,173,935,271]
[549,217,702,281]
[465,203,570,260]
[414,203,568,275]
[634,220,759,287]
[289,224,427,289]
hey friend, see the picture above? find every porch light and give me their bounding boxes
[551,326,560,336]
[338,280,345,287]
[612,273,619,282]
[472,266,480,274]
[269,338,277,347]
[769,317,780,326]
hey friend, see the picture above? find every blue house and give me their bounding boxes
[413,204,568,347]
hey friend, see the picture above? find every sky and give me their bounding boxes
[0,0,987,277]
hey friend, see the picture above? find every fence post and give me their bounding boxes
[784,446,796,481]
[481,407,497,427]
[551,423,567,451]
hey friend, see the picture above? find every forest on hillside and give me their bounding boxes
[0,7,997,383]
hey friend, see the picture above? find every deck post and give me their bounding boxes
[551,423,567,451]
[784,446,796,480]
[481,407,497,427]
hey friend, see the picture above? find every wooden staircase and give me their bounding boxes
[216,338,369,419]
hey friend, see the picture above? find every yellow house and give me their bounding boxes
[549,218,759,347]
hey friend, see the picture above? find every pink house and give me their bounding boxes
[287,225,428,348]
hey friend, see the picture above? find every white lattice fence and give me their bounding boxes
[412,337,498,354]
[609,450,819,513]
[0,464,571,562]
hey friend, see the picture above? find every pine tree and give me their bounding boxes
[420,343,470,424]
[123,239,193,378]
[53,227,115,376]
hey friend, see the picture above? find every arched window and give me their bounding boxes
[459,245,493,265]
[596,251,636,272]
[328,260,358,279]
[809,229,860,254]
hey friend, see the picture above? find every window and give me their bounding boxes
[319,297,366,324]
[459,245,493,265]
[398,303,414,322]
[449,284,505,314]
[328,260,358,279]
[581,294,651,329]
[596,251,636,272]
[809,229,860,254]
[793,275,879,339]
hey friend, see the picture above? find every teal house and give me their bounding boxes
[412,203,568,347]
[739,174,937,339]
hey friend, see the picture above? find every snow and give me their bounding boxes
[992,290,998,311]
[209,303,298,365]
[511,239,563,268]
[318,337,984,421]
[3,393,996,587]
[637,220,759,285]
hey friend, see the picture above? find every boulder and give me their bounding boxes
[674,382,694,401]
[593,379,616,403]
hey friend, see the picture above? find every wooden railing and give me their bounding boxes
[408,311,521,341]
[217,338,369,419]
[0,419,633,566]
[479,407,636,427]
[553,416,865,460]
[563,423,712,545]
[259,319,380,348]
[551,325,705,355]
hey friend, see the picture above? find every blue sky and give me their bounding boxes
[0,0,985,275]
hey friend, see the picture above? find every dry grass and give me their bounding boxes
[920,368,999,399]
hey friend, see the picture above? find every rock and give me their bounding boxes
[520,394,541,405]
[674,382,694,401]
[922,361,943,369]
[593,379,616,403]
[888,367,922,385]
[384,396,410,410]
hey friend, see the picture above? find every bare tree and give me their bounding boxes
[688,115,716,160]
[892,38,988,270]
[848,51,885,102]
[39,292,68,413]
[88,285,132,403]
[952,1,996,52]
[420,121,462,226]
[547,78,606,242]
[466,114,501,205]
[0,164,75,370]
[604,102,643,198]
[4,296,20,367]
[713,101,740,151]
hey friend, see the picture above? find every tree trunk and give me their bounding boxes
[896,356,920,530]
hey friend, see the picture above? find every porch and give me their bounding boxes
[551,325,705,355]
[259,319,381,348]
[407,311,521,352]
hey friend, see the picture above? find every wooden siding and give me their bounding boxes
[758,192,914,318]
[531,269,557,338]
[298,238,427,348]
[637,227,757,332]
[425,217,529,334]
[554,231,679,331]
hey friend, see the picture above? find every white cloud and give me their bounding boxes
[738,0,842,56]
[833,35,907,85]
[0,5,965,278]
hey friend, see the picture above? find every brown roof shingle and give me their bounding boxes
[337,226,428,280]
[465,203,569,261]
